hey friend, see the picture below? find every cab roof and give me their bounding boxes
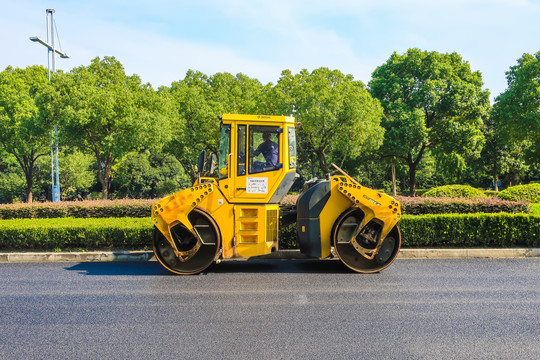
[221,114,296,124]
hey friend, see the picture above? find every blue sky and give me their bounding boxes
[2,0,540,101]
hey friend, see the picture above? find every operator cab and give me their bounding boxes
[217,114,297,204]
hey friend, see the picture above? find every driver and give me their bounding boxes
[253,132,278,167]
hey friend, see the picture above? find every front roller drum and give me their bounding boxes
[153,208,221,275]
[332,208,401,273]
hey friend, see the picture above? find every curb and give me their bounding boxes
[0,251,154,263]
[1,248,540,263]
[398,248,540,259]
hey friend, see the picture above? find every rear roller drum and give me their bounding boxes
[153,208,221,275]
[333,208,400,273]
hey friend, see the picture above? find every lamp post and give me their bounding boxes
[30,9,69,202]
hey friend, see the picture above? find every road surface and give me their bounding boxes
[1,258,539,359]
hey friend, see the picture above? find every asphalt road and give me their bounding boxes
[1,258,539,360]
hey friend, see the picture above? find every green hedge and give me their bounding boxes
[0,218,152,251]
[498,183,540,203]
[278,214,540,249]
[422,185,487,199]
[0,199,154,219]
[2,194,531,221]
[285,195,530,215]
[2,214,539,251]
[399,213,540,248]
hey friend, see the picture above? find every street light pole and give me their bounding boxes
[30,9,69,202]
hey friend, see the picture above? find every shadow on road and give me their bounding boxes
[65,261,170,276]
[64,259,354,275]
[208,259,352,274]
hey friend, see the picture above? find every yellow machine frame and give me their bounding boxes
[151,114,402,274]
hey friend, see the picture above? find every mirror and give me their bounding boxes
[197,150,206,173]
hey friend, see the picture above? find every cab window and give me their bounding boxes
[288,127,297,169]
[249,126,280,174]
[237,125,247,176]
[218,124,231,179]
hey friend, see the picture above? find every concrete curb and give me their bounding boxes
[1,248,540,263]
[0,251,154,263]
[398,248,540,259]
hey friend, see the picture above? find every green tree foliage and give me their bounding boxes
[268,67,385,176]
[0,66,51,202]
[0,150,25,203]
[492,52,540,166]
[370,49,490,195]
[422,184,487,199]
[111,150,190,198]
[473,114,530,190]
[57,150,95,200]
[164,70,264,180]
[38,57,173,199]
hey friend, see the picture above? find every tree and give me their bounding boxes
[111,150,190,198]
[0,65,51,202]
[492,52,540,167]
[268,67,385,176]
[164,70,265,180]
[38,57,173,199]
[370,49,490,195]
[0,150,25,203]
[57,150,95,200]
[468,114,529,190]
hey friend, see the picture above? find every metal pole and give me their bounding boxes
[51,130,54,199]
[30,9,67,202]
[47,9,59,201]
[55,126,60,201]
[48,9,56,74]
[46,11,51,81]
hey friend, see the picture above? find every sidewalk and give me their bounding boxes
[1,248,540,263]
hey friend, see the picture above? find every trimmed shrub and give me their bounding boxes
[280,195,530,215]
[276,214,540,249]
[279,223,298,249]
[0,218,152,250]
[0,199,155,220]
[399,213,540,248]
[0,217,297,251]
[498,183,540,203]
[396,196,530,214]
[1,214,539,251]
[423,185,487,199]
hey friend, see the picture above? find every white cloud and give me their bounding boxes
[2,0,540,99]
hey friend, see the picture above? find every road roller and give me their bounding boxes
[151,114,402,274]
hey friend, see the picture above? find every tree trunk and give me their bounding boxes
[407,144,428,197]
[23,162,34,203]
[408,163,417,197]
[316,151,328,176]
[26,188,33,203]
[101,182,108,200]
[97,163,110,200]
[310,153,316,178]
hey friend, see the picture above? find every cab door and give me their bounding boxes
[232,123,285,202]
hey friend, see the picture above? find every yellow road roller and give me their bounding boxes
[151,114,401,274]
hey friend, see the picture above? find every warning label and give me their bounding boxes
[246,177,268,194]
